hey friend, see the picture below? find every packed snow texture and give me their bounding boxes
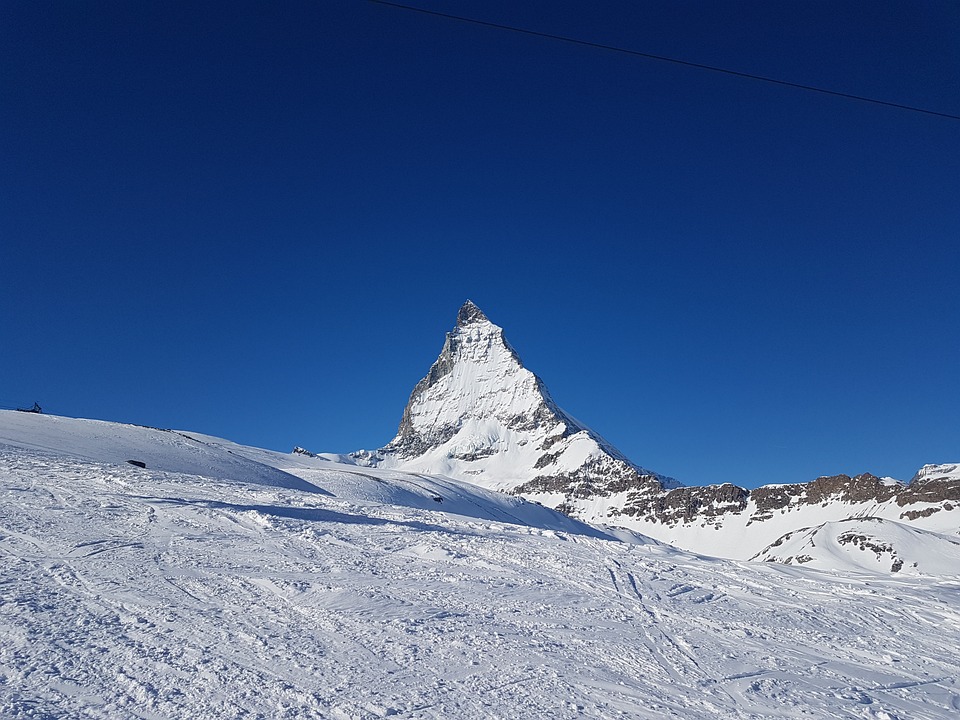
[3,412,960,719]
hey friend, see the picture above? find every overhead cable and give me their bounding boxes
[369,0,960,122]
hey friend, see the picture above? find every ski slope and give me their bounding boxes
[0,412,320,493]
[3,412,960,718]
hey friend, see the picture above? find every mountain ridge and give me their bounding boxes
[355,301,960,558]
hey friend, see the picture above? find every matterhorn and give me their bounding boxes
[355,301,960,561]
[354,300,674,513]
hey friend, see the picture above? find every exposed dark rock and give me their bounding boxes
[752,473,899,512]
[456,299,489,326]
[900,506,943,521]
[448,447,497,461]
[533,452,561,470]
[596,468,960,531]
[615,482,749,525]
[513,458,664,505]
[898,468,960,506]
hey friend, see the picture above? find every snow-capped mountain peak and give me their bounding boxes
[360,301,671,496]
[385,300,570,458]
[350,302,960,563]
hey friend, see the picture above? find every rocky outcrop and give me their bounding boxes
[585,469,960,532]
[900,464,960,505]
[514,458,665,500]
[615,482,750,526]
[750,517,960,575]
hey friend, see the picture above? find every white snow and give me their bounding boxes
[3,410,960,718]
[752,517,960,575]
[912,463,960,483]
[0,412,320,493]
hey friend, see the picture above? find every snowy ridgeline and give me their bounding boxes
[348,302,960,563]
[3,411,960,719]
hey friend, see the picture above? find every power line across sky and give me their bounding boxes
[370,0,960,122]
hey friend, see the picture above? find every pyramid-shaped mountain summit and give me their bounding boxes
[357,300,675,511]
[352,301,960,558]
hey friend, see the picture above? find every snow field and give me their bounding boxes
[3,441,960,718]
[752,517,960,575]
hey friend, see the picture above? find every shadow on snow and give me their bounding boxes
[142,496,454,535]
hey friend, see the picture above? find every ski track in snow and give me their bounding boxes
[2,446,960,719]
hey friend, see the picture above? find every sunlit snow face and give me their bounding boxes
[406,316,542,433]
[4,409,960,720]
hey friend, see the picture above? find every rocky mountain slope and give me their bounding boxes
[358,301,960,560]
[575,464,960,559]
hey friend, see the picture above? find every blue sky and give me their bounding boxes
[2,1,958,488]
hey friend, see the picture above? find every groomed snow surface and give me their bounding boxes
[3,413,960,719]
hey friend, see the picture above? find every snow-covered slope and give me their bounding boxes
[0,411,321,493]
[0,412,611,540]
[4,414,960,718]
[357,300,675,500]
[751,517,960,575]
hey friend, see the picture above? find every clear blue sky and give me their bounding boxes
[2,1,958,488]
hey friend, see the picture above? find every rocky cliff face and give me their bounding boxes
[608,468,960,527]
[355,301,959,559]
[557,464,960,560]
